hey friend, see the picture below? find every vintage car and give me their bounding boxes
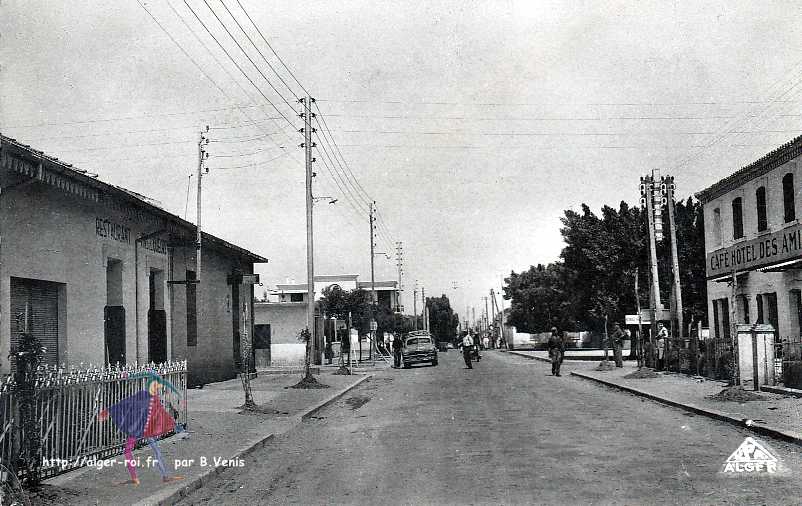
[402,331,438,368]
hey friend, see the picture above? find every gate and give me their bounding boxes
[777,336,802,388]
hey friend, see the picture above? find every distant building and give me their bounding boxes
[697,135,802,341]
[0,135,268,385]
[256,274,399,366]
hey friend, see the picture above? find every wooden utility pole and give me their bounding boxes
[196,126,209,280]
[413,281,418,330]
[369,201,376,360]
[665,176,684,337]
[302,96,316,368]
[730,266,740,386]
[420,286,429,330]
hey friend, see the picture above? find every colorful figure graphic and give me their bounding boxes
[98,371,184,485]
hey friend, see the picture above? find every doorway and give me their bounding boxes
[148,269,167,363]
[104,259,126,365]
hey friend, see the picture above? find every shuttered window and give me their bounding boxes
[10,277,60,366]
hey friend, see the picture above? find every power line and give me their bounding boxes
[233,0,311,97]
[198,0,298,129]
[218,0,300,102]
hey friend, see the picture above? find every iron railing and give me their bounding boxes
[0,361,187,481]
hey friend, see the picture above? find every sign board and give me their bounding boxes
[240,274,260,285]
[625,309,671,325]
[706,221,802,278]
[227,274,260,285]
[370,319,377,331]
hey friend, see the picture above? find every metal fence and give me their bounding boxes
[0,361,187,481]
[660,336,732,380]
[776,336,802,388]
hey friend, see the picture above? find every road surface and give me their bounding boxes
[180,351,802,505]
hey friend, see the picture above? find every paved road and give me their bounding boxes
[180,351,802,505]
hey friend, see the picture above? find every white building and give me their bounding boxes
[697,135,802,341]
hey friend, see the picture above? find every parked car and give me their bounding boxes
[402,331,438,368]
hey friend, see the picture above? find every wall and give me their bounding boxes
[254,302,307,366]
[703,157,802,340]
[0,178,256,385]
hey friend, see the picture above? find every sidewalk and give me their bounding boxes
[508,349,636,361]
[507,349,802,446]
[34,371,371,506]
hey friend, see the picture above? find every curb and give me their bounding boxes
[139,373,373,506]
[300,374,373,420]
[507,350,637,362]
[507,351,550,363]
[570,371,802,447]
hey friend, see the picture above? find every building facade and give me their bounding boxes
[697,136,802,342]
[0,135,267,385]
[257,274,399,366]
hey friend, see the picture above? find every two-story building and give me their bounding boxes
[255,274,399,366]
[0,135,268,385]
[697,135,802,342]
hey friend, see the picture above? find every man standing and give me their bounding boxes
[392,335,403,369]
[462,332,474,369]
[656,322,668,371]
[547,327,565,376]
[610,322,625,368]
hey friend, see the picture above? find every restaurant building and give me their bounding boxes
[697,135,802,342]
[0,135,268,385]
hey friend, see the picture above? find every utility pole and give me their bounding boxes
[413,281,418,330]
[483,296,490,334]
[663,176,684,337]
[196,126,209,280]
[302,96,316,367]
[369,201,377,359]
[641,172,663,366]
[421,285,426,331]
[395,242,404,312]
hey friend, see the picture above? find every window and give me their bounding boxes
[186,270,197,347]
[732,197,744,239]
[712,208,722,246]
[736,294,750,324]
[756,186,767,232]
[290,293,304,302]
[783,173,796,223]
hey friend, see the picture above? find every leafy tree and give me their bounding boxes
[318,285,373,334]
[425,295,459,343]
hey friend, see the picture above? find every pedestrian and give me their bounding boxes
[384,334,391,355]
[392,335,403,368]
[547,327,565,376]
[609,322,624,368]
[482,334,490,351]
[462,331,474,369]
[656,322,668,371]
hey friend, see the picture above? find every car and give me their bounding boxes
[401,331,438,368]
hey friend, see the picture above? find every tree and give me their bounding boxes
[426,295,459,343]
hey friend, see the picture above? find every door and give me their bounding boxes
[148,269,167,363]
[105,259,126,365]
[232,283,242,370]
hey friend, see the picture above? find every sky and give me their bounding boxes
[3,1,802,321]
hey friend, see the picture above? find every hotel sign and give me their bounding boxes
[707,222,802,278]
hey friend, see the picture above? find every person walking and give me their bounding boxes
[482,334,490,352]
[610,322,625,368]
[462,332,474,369]
[547,327,565,376]
[392,335,403,369]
